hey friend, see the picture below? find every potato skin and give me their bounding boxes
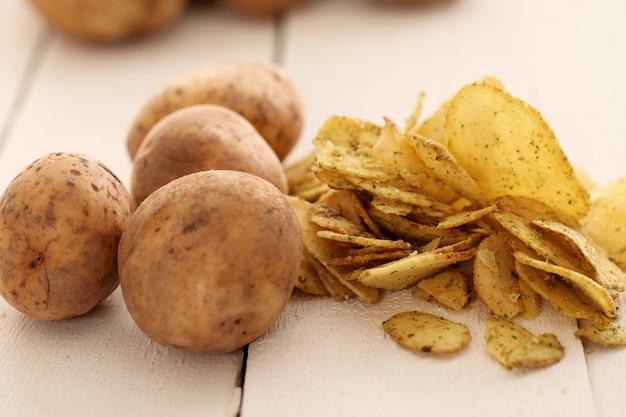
[118,170,302,354]
[126,61,304,161]
[0,152,132,320]
[131,104,288,208]
[28,0,188,43]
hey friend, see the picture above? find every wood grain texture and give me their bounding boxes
[1,1,625,416]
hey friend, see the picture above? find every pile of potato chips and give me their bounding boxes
[285,77,626,370]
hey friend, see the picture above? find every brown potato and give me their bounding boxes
[126,61,304,161]
[28,0,188,43]
[130,104,288,208]
[118,170,303,354]
[0,152,132,320]
[223,0,305,17]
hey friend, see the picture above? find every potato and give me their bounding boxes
[223,0,305,17]
[28,0,188,43]
[0,152,132,320]
[118,170,303,354]
[126,61,304,161]
[130,104,288,208]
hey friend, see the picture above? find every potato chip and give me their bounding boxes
[295,252,330,296]
[581,175,626,269]
[445,81,591,220]
[326,248,411,267]
[436,204,497,229]
[484,317,564,370]
[514,260,607,326]
[358,243,477,291]
[517,275,542,320]
[576,323,626,347]
[473,232,521,318]
[368,206,466,242]
[416,271,469,311]
[409,133,489,206]
[530,219,626,292]
[513,251,616,318]
[316,230,413,250]
[383,311,471,354]
[494,195,579,229]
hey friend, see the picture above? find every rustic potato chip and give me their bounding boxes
[295,252,330,296]
[473,232,521,318]
[416,271,469,311]
[326,248,411,267]
[436,204,497,229]
[289,196,381,303]
[368,206,466,242]
[514,260,607,325]
[409,133,489,206]
[485,317,564,370]
[513,251,616,318]
[445,81,591,220]
[349,192,387,238]
[581,175,626,270]
[576,323,626,347]
[308,205,366,236]
[413,99,449,146]
[383,311,471,354]
[493,211,588,274]
[358,242,477,291]
[494,195,579,229]
[530,219,626,291]
[316,230,413,250]
[412,285,436,303]
[517,275,542,320]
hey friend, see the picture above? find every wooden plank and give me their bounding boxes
[243,1,623,416]
[0,4,276,417]
[0,0,45,144]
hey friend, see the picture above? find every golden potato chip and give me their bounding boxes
[517,275,542,320]
[383,311,471,354]
[416,271,469,311]
[514,260,607,325]
[436,204,497,229]
[295,252,330,296]
[484,317,564,370]
[530,219,626,292]
[316,230,413,250]
[576,323,626,347]
[494,195,579,229]
[412,285,436,303]
[581,175,626,269]
[445,81,591,220]
[308,254,355,302]
[326,248,411,267]
[368,206,466,242]
[358,241,477,291]
[413,99,449,146]
[473,232,521,318]
[513,251,616,318]
[409,133,489,206]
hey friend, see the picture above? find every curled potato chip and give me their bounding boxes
[474,232,521,318]
[485,317,564,370]
[581,175,626,269]
[437,204,497,229]
[445,81,591,220]
[513,251,616,318]
[383,311,471,354]
[576,323,626,347]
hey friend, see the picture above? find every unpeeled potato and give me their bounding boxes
[0,152,132,320]
[126,61,304,162]
[130,104,288,208]
[118,170,302,354]
[28,0,189,43]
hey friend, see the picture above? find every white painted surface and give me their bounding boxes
[1,1,625,416]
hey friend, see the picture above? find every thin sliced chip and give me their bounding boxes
[316,230,413,250]
[485,317,564,370]
[517,275,542,320]
[531,219,626,292]
[576,323,626,347]
[308,205,366,236]
[493,211,588,274]
[326,249,411,267]
[445,81,591,220]
[495,195,579,229]
[358,242,477,291]
[383,311,471,354]
[581,175,626,269]
[412,285,436,303]
[416,271,469,311]
[349,192,387,238]
[473,232,521,318]
[295,252,330,296]
[369,206,466,242]
[308,254,355,302]
[414,99,450,146]
[437,204,497,229]
[513,251,616,318]
[409,133,489,206]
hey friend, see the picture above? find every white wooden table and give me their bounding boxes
[1,1,625,416]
